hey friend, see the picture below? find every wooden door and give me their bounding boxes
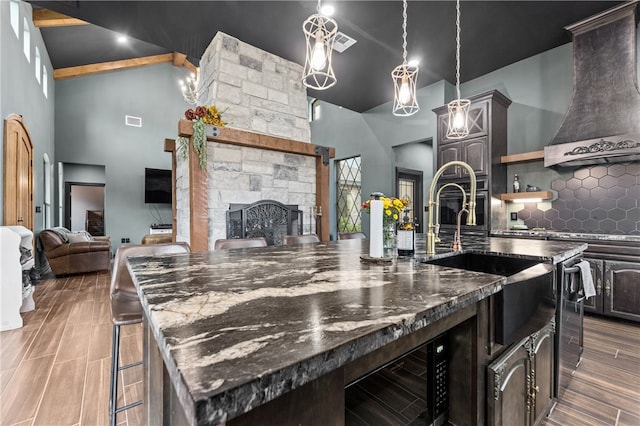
[437,143,461,178]
[462,137,489,177]
[604,260,640,322]
[3,114,34,230]
[531,321,554,425]
[487,339,531,426]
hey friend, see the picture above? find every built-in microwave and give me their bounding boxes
[437,180,489,236]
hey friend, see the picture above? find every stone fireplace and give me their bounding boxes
[174,32,333,250]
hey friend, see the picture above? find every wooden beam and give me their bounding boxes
[32,9,87,27]
[172,53,198,76]
[54,53,173,80]
[500,150,544,164]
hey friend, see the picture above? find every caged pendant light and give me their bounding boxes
[302,0,338,90]
[391,0,419,116]
[446,0,470,139]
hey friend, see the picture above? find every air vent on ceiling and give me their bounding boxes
[125,115,142,127]
[332,31,357,53]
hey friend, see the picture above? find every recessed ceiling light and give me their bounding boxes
[117,35,127,44]
[320,5,334,16]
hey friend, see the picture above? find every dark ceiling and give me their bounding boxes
[29,1,625,112]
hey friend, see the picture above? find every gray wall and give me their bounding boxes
[311,80,448,239]
[0,0,55,235]
[55,62,187,248]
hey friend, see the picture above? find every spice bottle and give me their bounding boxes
[513,174,520,193]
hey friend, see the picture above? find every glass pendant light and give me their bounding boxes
[302,0,338,90]
[446,0,470,138]
[391,0,419,116]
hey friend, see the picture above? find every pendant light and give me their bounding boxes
[302,0,338,90]
[446,0,470,139]
[392,0,419,116]
[178,71,199,105]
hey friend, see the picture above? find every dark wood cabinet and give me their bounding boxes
[487,319,555,426]
[583,257,640,322]
[433,90,511,236]
[604,260,640,322]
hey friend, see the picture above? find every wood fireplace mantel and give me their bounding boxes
[170,119,335,251]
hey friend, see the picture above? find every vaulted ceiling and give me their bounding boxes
[28,1,626,112]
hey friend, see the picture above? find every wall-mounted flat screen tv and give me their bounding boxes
[144,168,172,204]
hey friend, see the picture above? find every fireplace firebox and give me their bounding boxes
[226,200,303,246]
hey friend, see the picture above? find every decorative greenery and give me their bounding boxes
[176,105,227,170]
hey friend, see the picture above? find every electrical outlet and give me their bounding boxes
[510,212,518,221]
[125,238,130,243]
[121,238,126,243]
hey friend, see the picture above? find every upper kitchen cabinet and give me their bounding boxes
[433,90,511,196]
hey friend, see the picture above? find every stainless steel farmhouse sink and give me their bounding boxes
[424,253,555,346]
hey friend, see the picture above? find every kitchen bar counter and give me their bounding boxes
[128,237,586,425]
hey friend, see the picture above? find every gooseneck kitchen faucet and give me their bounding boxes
[426,161,477,255]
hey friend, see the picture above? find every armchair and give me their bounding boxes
[39,228,111,276]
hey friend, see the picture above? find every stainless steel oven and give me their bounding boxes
[437,180,489,236]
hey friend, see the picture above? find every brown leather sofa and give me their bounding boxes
[39,228,111,276]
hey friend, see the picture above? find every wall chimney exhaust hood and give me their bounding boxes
[544,1,640,168]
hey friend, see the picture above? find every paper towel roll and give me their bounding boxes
[369,199,384,258]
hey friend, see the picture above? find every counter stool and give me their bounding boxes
[109,242,190,426]
[214,237,267,250]
[283,234,321,245]
[338,232,366,240]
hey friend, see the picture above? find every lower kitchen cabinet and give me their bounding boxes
[604,260,640,322]
[487,319,554,426]
[584,258,640,322]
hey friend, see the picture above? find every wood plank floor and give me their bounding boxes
[0,272,142,426]
[1,273,638,425]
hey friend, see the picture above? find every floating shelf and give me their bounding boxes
[500,191,553,201]
[500,150,545,164]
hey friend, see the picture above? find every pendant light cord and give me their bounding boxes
[455,0,462,100]
[402,0,408,65]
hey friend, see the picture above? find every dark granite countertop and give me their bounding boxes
[127,237,586,425]
[491,229,640,243]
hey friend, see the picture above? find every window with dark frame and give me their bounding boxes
[336,156,362,233]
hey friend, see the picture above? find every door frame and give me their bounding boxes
[64,182,105,232]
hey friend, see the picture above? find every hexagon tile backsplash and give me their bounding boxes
[517,163,640,234]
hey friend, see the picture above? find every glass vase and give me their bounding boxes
[383,222,396,252]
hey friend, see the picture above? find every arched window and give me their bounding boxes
[35,47,41,83]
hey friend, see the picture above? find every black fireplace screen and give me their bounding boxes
[226,200,303,246]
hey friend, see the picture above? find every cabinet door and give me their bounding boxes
[437,143,461,178]
[487,340,531,426]
[604,260,640,322]
[583,258,603,314]
[462,137,489,177]
[530,321,554,426]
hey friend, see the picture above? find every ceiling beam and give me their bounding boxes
[32,9,87,27]
[54,53,174,80]
[172,53,198,75]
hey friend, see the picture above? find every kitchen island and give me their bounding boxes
[127,237,586,425]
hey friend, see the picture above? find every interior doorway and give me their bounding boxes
[64,182,105,235]
[396,168,424,233]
